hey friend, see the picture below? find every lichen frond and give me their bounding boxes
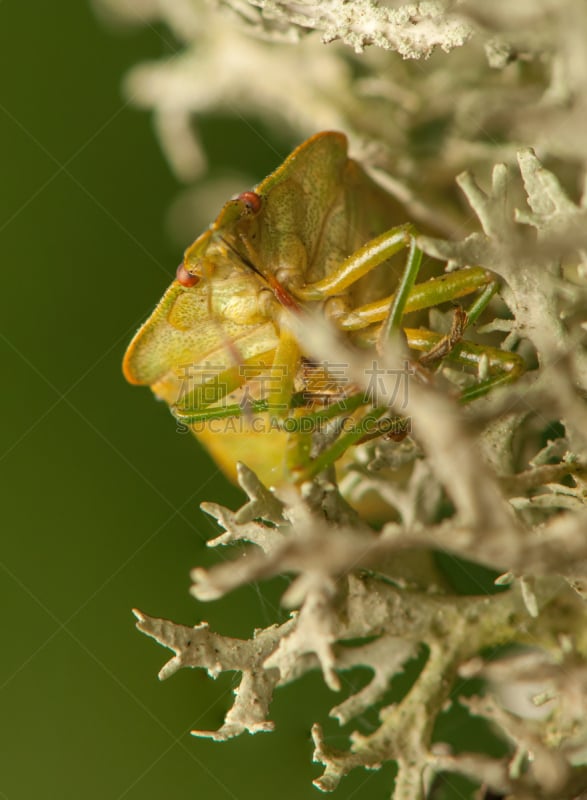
[96,0,587,227]
[131,151,587,796]
[97,1,587,793]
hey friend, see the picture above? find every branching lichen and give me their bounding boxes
[128,152,587,797]
[99,0,587,796]
[134,459,587,796]
[96,0,587,230]
[223,0,474,57]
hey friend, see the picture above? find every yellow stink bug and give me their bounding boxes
[123,132,523,487]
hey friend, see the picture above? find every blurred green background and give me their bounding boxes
[0,4,493,799]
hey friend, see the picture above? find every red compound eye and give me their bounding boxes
[176,262,200,287]
[237,191,262,213]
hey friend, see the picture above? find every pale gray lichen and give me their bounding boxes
[97,0,587,796]
[96,0,587,238]
[229,0,474,57]
[129,154,587,798]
